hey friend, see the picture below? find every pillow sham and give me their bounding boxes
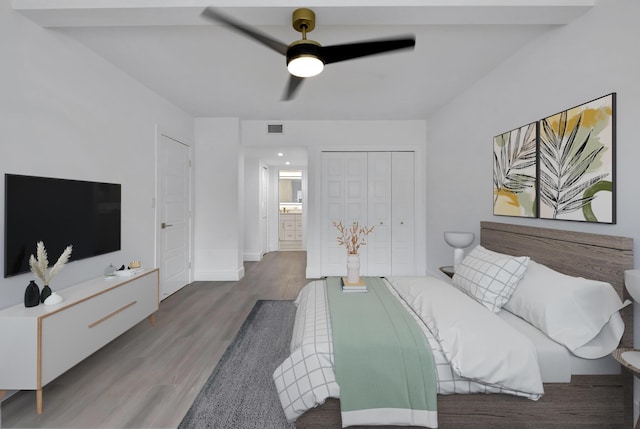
[503,260,630,359]
[452,245,529,313]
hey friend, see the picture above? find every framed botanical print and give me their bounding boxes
[493,122,538,218]
[538,93,616,223]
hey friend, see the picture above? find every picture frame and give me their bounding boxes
[493,122,538,218]
[538,93,616,223]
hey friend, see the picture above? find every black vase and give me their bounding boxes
[25,280,40,308]
[40,285,52,303]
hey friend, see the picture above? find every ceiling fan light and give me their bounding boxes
[287,55,324,78]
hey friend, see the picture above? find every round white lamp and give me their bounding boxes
[444,231,475,272]
[622,270,640,369]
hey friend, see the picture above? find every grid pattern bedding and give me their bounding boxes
[273,278,541,424]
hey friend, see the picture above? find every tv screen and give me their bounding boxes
[4,174,121,278]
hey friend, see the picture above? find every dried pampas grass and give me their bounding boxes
[29,241,73,286]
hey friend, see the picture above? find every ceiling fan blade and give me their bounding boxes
[320,36,415,65]
[282,75,305,101]
[201,8,289,56]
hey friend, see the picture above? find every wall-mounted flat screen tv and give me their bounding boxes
[4,174,121,278]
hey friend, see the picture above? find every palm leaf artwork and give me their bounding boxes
[493,122,537,217]
[538,100,613,222]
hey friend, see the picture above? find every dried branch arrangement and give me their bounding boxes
[29,241,73,286]
[333,220,375,255]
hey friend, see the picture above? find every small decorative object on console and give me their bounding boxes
[40,285,52,303]
[24,280,40,307]
[44,292,63,306]
[28,241,72,303]
[104,264,116,278]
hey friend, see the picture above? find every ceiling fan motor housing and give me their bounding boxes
[287,40,324,64]
[292,8,316,33]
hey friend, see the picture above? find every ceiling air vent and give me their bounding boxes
[267,124,284,134]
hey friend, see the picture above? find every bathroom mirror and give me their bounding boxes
[279,179,302,203]
[279,170,302,203]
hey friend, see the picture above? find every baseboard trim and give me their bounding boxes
[194,266,245,281]
[243,252,263,262]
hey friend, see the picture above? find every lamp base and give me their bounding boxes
[453,248,465,271]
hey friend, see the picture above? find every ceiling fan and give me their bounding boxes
[201,7,416,100]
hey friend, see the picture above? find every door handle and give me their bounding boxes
[161,222,173,229]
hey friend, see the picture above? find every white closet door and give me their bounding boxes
[367,152,392,276]
[321,152,368,276]
[391,151,415,275]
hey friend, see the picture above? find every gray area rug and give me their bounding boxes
[179,300,296,429]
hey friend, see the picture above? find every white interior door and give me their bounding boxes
[260,164,269,257]
[158,133,191,299]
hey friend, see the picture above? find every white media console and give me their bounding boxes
[0,268,160,414]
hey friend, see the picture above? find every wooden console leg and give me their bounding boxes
[36,388,43,414]
[148,314,157,327]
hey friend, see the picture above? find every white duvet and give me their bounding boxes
[273,277,544,424]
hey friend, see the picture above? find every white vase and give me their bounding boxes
[347,253,360,284]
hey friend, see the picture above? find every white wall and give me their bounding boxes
[426,0,640,419]
[0,4,194,309]
[241,120,428,278]
[193,118,244,280]
[426,0,639,273]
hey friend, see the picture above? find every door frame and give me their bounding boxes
[154,126,194,295]
[259,162,270,257]
[272,166,307,252]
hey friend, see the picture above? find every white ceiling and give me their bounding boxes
[14,1,593,166]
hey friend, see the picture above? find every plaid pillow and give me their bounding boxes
[452,245,529,313]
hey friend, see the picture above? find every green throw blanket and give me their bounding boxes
[326,277,438,427]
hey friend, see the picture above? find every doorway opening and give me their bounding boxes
[278,170,303,250]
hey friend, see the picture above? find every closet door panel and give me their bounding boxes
[321,152,368,276]
[391,152,415,276]
[367,152,392,276]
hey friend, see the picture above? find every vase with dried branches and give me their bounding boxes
[333,220,374,284]
[29,241,73,303]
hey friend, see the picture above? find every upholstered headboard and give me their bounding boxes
[480,221,634,347]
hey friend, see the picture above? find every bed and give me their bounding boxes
[276,221,634,428]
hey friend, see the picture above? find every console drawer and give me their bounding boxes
[40,273,158,385]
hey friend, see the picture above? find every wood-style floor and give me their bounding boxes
[1,251,307,428]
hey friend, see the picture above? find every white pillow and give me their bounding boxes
[503,260,630,359]
[452,245,529,313]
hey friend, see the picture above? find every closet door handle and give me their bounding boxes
[161,222,173,229]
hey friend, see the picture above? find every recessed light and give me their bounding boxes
[277,152,284,157]
[285,161,290,165]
